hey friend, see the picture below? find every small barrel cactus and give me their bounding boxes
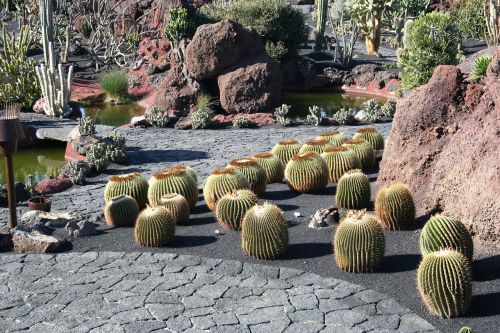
[104,172,149,209]
[169,164,197,184]
[375,183,415,230]
[203,167,250,211]
[215,189,257,230]
[228,158,267,196]
[458,327,474,333]
[333,210,385,273]
[104,195,139,228]
[271,139,303,166]
[316,130,347,146]
[335,169,371,209]
[148,168,198,209]
[353,127,385,150]
[342,138,376,169]
[134,206,176,247]
[420,213,474,262]
[158,193,190,225]
[241,203,288,260]
[321,146,362,183]
[284,151,329,193]
[253,152,284,184]
[298,138,332,154]
[417,249,472,318]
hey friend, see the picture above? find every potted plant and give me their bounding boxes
[28,196,52,212]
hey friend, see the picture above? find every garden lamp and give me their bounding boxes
[0,103,25,228]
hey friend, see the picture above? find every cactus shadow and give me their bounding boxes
[192,203,211,215]
[276,204,300,212]
[284,242,332,259]
[382,254,420,273]
[187,216,216,227]
[467,292,500,317]
[171,235,217,248]
[473,255,500,282]
[261,189,301,201]
[128,149,208,164]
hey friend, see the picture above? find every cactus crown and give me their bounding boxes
[278,139,299,145]
[324,146,349,153]
[212,167,238,176]
[291,151,318,161]
[305,138,328,146]
[252,202,281,217]
[344,169,363,175]
[345,209,368,221]
[110,172,141,182]
[357,127,377,134]
[169,165,189,172]
[161,193,183,200]
[344,138,365,145]
[153,168,186,179]
[229,158,258,167]
[319,130,340,137]
[254,152,274,158]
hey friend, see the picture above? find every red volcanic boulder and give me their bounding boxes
[138,38,171,73]
[212,113,276,126]
[35,176,73,195]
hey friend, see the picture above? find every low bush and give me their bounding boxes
[99,70,129,98]
[451,0,487,41]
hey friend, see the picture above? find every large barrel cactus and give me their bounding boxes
[169,164,197,184]
[271,139,303,166]
[104,195,139,228]
[253,152,284,184]
[241,203,288,260]
[335,169,371,209]
[417,249,472,318]
[375,183,415,230]
[215,189,257,230]
[316,130,347,146]
[420,213,474,262]
[158,193,190,225]
[104,172,149,209]
[298,138,332,154]
[342,139,376,169]
[134,206,176,247]
[321,146,362,183]
[203,167,250,211]
[333,210,385,273]
[284,151,329,193]
[148,169,198,209]
[228,158,267,196]
[353,127,385,150]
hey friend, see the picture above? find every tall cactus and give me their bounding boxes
[315,0,328,50]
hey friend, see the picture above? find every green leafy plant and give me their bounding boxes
[104,195,139,228]
[192,93,216,129]
[146,106,171,128]
[274,104,293,127]
[105,131,128,164]
[458,327,474,333]
[65,161,90,185]
[228,158,267,196]
[164,8,196,44]
[81,20,92,38]
[215,189,257,230]
[335,169,371,209]
[363,99,383,123]
[451,0,487,41]
[333,108,356,125]
[233,116,253,128]
[85,142,110,172]
[78,116,96,136]
[471,54,493,81]
[99,70,129,99]
[284,151,329,193]
[306,105,325,126]
[126,32,141,52]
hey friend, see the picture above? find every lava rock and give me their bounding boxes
[12,230,61,253]
[35,176,73,195]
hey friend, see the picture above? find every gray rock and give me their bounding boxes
[0,231,13,252]
[12,230,61,253]
[130,115,151,128]
[65,220,97,237]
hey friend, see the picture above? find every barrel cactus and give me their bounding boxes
[104,172,148,209]
[215,189,257,230]
[417,249,472,318]
[284,151,329,193]
[333,210,385,273]
[342,139,376,169]
[228,158,267,196]
[169,164,197,184]
[321,146,362,183]
[241,203,288,260]
[298,138,332,154]
[375,183,415,230]
[104,195,139,228]
[134,206,176,247]
[316,130,347,146]
[203,167,250,211]
[420,213,474,262]
[158,193,190,225]
[147,168,198,209]
[271,139,303,166]
[335,169,371,209]
[353,127,385,150]
[253,152,284,184]
[458,327,474,333]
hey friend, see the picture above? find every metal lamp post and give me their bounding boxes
[0,103,25,228]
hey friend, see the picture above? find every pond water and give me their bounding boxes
[80,104,145,127]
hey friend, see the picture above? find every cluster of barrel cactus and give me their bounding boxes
[104,172,149,209]
[353,127,385,150]
[299,138,332,154]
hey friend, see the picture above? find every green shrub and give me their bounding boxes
[451,0,487,40]
[265,41,288,62]
[233,116,253,128]
[146,106,171,128]
[99,70,129,98]
[164,8,197,43]
[471,54,493,81]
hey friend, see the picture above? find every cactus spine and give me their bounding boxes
[342,138,376,169]
[104,172,149,209]
[299,138,332,154]
[134,206,176,247]
[417,249,472,318]
[104,195,139,228]
[253,152,284,184]
[315,0,328,50]
[316,130,348,146]
[148,168,198,209]
[158,193,190,225]
[321,146,362,183]
[228,158,267,196]
[284,151,329,193]
[203,167,251,211]
[271,139,303,166]
[375,183,415,230]
[215,189,257,230]
[335,169,371,209]
[241,203,288,260]
[353,127,385,150]
[333,210,385,273]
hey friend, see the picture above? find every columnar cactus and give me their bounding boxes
[104,195,139,228]
[215,189,257,230]
[333,210,385,272]
[271,139,303,166]
[148,168,198,209]
[134,206,176,247]
[375,183,415,230]
[335,169,371,209]
[104,172,149,209]
[241,203,288,260]
[158,193,190,225]
[315,0,328,50]
[170,164,197,184]
[321,146,362,183]
[417,249,472,318]
[342,138,376,169]
[420,213,474,262]
[203,167,251,211]
[316,130,348,146]
[284,151,329,193]
[353,127,385,150]
[253,152,284,184]
[228,158,267,196]
[298,138,332,154]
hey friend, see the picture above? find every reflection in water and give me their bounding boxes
[81,104,145,127]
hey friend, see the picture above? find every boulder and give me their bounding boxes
[0,231,13,252]
[34,176,73,195]
[65,220,97,237]
[457,46,499,76]
[212,113,276,127]
[12,230,61,253]
[20,210,82,229]
[138,37,171,74]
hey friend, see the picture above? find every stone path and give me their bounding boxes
[0,252,438,333]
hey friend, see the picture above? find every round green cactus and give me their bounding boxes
[298,138,332,154]
[134,206,176,247]
[241,203,288,260]
[458,327,474,333]
[321,146,362,183]
[353,127,385,150]
[335,169,371,209]
[158,193,190,225]
[375,183,415,230]
[170,164,197,184]
[284,151,329,193]
[253,152,284,184]
[104,195,139,228]
[342,138,376,170]
[316,130,347,146]
[333,210,385,273]
[147,168,198,209]
[215,189,257,230]
[417,249,472,318]
[203,167,251,211]
[271,139,303,166]
[420,213,474,262]
[104,172,149,209]
[228,158,267,196]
